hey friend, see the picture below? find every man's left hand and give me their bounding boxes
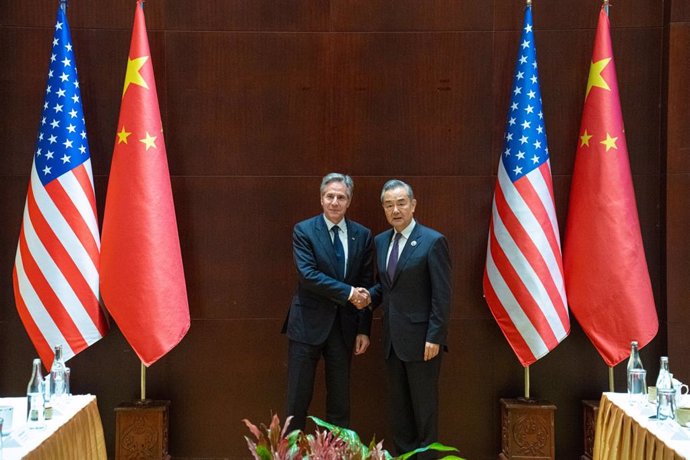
[354,334,370,355]
[424,342,440,361]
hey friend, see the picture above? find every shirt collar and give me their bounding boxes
[323,215,346,233]
[396,219,416,240]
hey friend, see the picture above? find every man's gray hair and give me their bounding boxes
[320,173,354,198]
[380,179,414,202]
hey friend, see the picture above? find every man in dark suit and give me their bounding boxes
[283,173,374,433]
[367,179,452,458]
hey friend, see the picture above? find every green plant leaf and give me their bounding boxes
[285,429,301,446]
[255,444,273,460]
[309,416,365,449]
[397,442,459,460]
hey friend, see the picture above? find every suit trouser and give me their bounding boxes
[386,349,442,459]
[286,316,351,432]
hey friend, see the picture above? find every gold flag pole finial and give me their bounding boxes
[526,0,532,6]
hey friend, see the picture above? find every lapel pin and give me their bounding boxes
[411,241,417,246]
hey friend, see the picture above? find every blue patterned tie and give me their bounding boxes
[331,226,345,280]
[387,232,402,281]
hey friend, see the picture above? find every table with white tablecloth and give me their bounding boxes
[0,394,106,460]
[594,392,690,459]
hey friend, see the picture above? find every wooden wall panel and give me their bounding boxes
[672,0,690,22]
[0,29,52,176]
[667,174,690,325]
[71,28,133,176]
[0,1,675,459]
[330,0,492,31]
[174,177,308,320]
[667,23,690,174]
[165,32,332,176]
[160,319,290,457]
[330,33,493,176]
[0,0,163,29]
[667,6,690,387]
[633,175,664,309]
[612,27,664,175]
[494,0,664,30]
[166,0,330,31]
[0,179,27,321]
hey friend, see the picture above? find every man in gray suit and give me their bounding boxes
[367,179,452,458]
[282,173,374,433]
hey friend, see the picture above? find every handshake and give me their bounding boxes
[350,287,371,309]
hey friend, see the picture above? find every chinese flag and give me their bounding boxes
[100,1,190,366]
[563,6,658,367]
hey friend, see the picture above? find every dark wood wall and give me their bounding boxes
[0,1,680,459]
[668,3,690,380]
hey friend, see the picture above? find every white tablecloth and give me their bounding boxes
[0,394,106,460]
[595,392,690,459]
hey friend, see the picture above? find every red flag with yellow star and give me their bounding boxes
[563,6,657,367]
[100,1,190,366]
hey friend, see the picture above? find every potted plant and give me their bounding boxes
[243,414,464,459]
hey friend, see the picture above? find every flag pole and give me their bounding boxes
[525,366,530,399]
[59,0,67,11]
[141,361,146,401]
[603,0,609,15]
[608,366,614,392]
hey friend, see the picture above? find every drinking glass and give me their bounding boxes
[627,369,647,406]
[658,387,676,420]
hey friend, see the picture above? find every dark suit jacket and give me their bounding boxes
[370,222,452,361]
[283,215,374,349]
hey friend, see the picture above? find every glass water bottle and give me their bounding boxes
[626,340,646,404]
[656,356,675,420]
[49,345,66,400]
[26,359,46,429]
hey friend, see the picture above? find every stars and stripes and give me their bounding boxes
[483,5,570,367]
[13,4,108,368]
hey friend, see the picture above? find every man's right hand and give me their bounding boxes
[351,287,371,309]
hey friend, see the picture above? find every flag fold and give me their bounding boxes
[100,1,190,367]
[563,7,658,367]
[13,3,109,368]
[483,5,570,367]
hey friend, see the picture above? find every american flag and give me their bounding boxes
[483,4,570,367]
[12,4,108,368]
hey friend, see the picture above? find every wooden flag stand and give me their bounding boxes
[115,362,171,460]
[499,367,556,460]
[579,366,611,460]
[580,400,599,460]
